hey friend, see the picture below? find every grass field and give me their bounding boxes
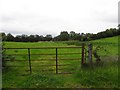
[2,36,119,88]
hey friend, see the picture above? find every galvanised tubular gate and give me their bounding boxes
[3,44,87,74]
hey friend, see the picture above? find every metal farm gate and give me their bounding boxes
[3,44,87,74]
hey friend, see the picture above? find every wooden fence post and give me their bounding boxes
[28,48,32,74]
[56,48,58,74]
[88,43,93,65]
[81,43,85,65]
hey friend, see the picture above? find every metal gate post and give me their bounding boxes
[81,43,85,65]
[56,48,58,74]
[28,48,32,74]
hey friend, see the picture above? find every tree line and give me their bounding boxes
[1,27,120,42]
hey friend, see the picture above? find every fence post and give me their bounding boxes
[85,48,87,61]
[81,43,85,65]
[56,48,58,74]
[28,48,32,74]
[88,43,93,65]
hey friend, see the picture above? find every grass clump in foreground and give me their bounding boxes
[73,61,118,88]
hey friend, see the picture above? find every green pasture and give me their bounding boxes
[2,36,119,88]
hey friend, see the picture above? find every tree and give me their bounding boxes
[39,35,44,41]
[6,33,14,41]
[69,31,76,40]
[105,29,113,37]
[118,27,120,35]
[21,34,29,42]
[14,35,22,42]
[59,31,69,41]
[28,35,36,42]
[74,33,82,41]
[118,24,120,29]
[1,33,6,41]
[45,34,52,41]
[14,34,29,42]
[34,35,39,42]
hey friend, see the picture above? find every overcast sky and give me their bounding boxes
[0,0,119,36]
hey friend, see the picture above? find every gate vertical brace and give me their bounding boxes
[81,43,85,66]
[56,48,58,74]
[28,48,32,74]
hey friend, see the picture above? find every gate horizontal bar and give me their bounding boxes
[4,52,82,56]
[3,46,82,49]
[58,72,72,74]
[3,60,28,61]
[58,58,81,60]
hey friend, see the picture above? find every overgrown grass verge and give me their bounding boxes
[73,60,118,88]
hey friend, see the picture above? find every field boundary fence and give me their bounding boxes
[3,43,88,74]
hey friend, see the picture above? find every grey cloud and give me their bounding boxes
[1,16,15,23]
[102,16,117,23]
[118,1,120,24]
[1,28,29,35]
[91,8,117,24]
